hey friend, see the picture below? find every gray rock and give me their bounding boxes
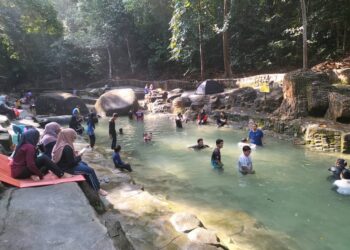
[0,183,116,250]
[274,70,329,118]
[95,89,138,116]
[184,242,221,250]
[254,87,283,113]
[0,115,10,127]
[170,212,201,233]
[169,88,184,95]
[326,91,350,123]
[229,87,257,107]
[35,115,72,127]
[187,227,219,244]
[36,92,89,116]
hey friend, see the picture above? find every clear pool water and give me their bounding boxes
[94,114,350,250]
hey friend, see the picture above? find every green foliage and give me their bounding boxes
[0,0,350,86]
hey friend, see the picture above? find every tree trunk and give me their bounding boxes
[125,37,135,74]
[300,0,308,70]
[343,22,347,53]
[336,22,341,51]
[198,0,205,80]
[107,46,112,79]
[223,0,232,78]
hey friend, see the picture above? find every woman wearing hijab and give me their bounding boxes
[10,129,66,181]
[51,128,108,196]
[39,122,61,158]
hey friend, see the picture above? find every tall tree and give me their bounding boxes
[300,0,308,69]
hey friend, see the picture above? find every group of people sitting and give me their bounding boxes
[10,122,108,196]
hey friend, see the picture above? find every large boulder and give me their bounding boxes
[326,91,350,123]
[170,213,201,233]
[275,70,330,118]
[254,87,283,113]
[95,89,138,116]
[34,115,73,127]
[35,92,88,116]
[229,87,257,107]
[306,81,332,116]
[172,96,191,109]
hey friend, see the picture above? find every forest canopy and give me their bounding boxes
[0,0,349,86]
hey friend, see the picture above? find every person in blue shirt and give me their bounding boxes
[112,145,132,172]
[248,124,264,146]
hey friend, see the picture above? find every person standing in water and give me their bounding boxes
[109,113,118,149]
[248,123,264,146]
[189,138,209,150]
[87,112,96,149]
[238,146,255,175]
[175,113,184,128]
[211,139,224,169]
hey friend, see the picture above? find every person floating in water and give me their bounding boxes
[189,138,209,150]
[329,158,347,180]
[135,109,144,121]
[248,123,264,146]
[143,132,152,143]
[211,139,224,169]
[112,145,132,172]
[216,112,228,127]
[109,113,118,149]
[238,145,255,175]
[197,109,208,125]
[175,112,184,128]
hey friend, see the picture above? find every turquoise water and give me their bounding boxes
[94,115,350,250]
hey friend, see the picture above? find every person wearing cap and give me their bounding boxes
[329,159,347,179]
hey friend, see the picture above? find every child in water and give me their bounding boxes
[143,132,152,143]
[238,146,255,175]
[329,158,347,179]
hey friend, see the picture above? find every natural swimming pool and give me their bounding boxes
[94,114,350,250]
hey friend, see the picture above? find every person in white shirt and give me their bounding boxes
[238,145,255,175]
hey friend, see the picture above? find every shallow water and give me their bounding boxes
[94,114,350,250]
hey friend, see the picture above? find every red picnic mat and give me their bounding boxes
[0,154,85,188]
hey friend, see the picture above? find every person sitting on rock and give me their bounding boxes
[112,145,132,172]
[51,128,108,196]
[197,109,208,125]
[329,158,347,180]
[39,122,61,159]
[238,145,255,175]
[216,111,228,127]
[189,138,209,150]
[143,132,152,143]
[10,129,68,181]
